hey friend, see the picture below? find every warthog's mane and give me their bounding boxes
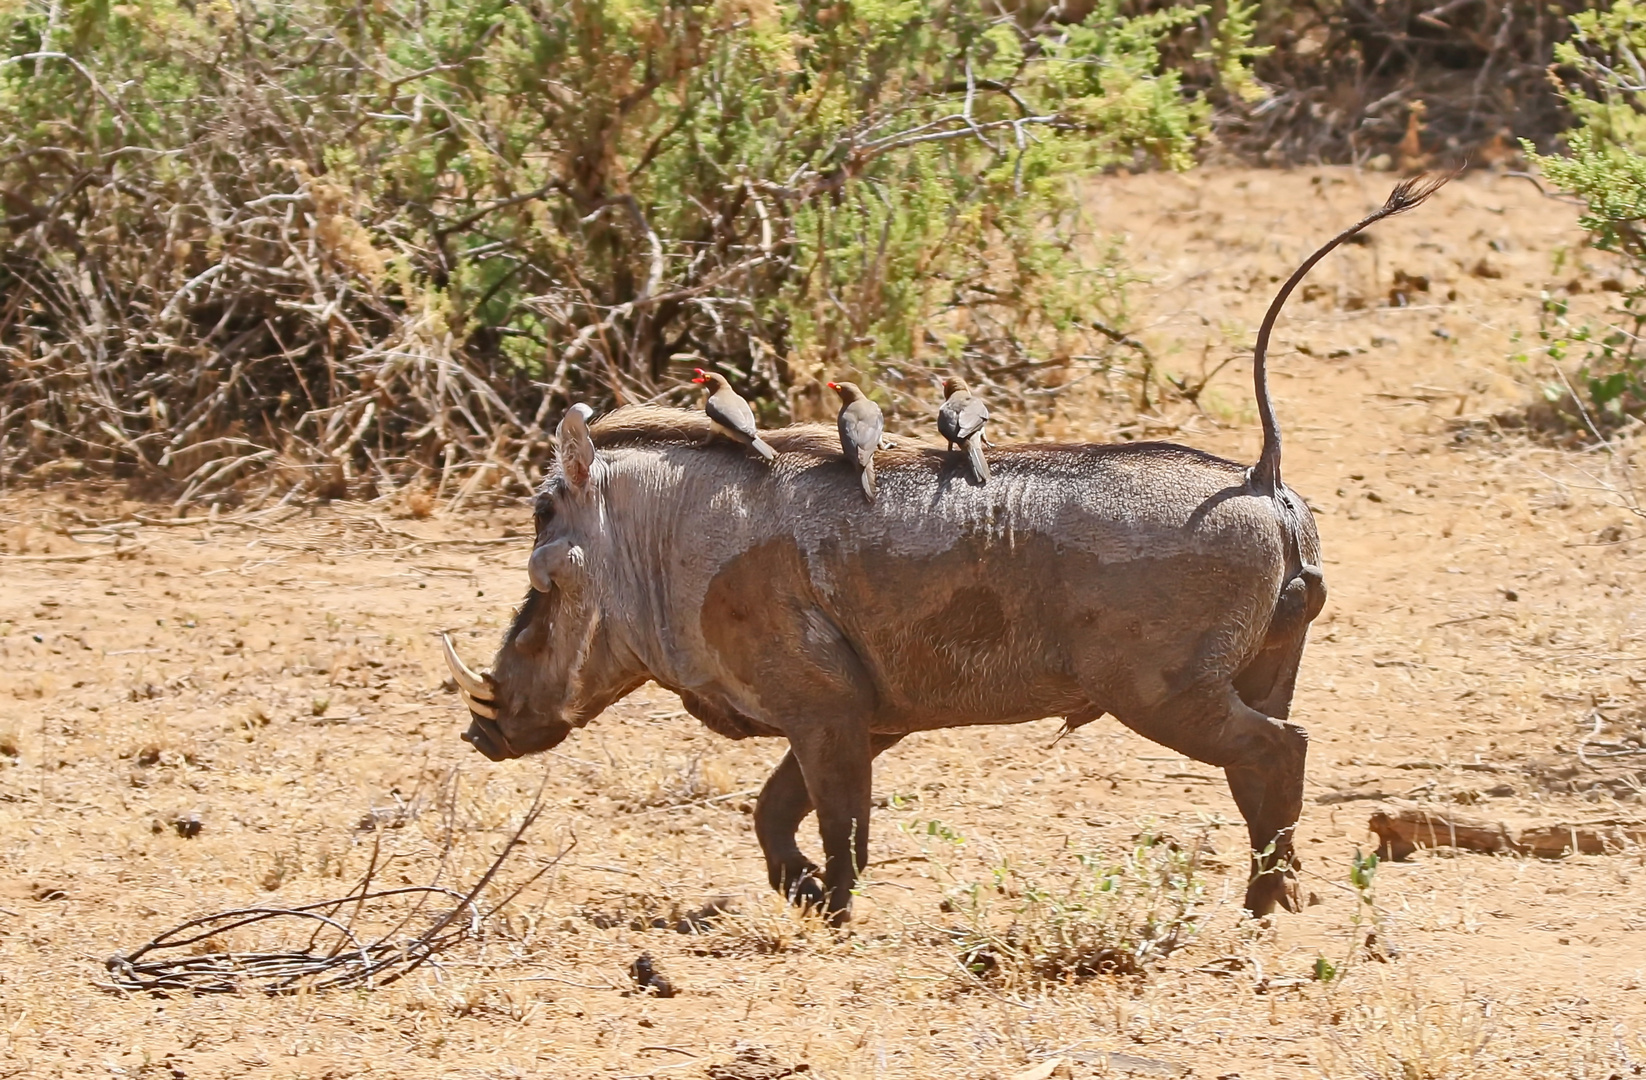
[590,404,839,457]
[585,403,1239,472]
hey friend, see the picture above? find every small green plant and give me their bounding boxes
[1351,847,1389,958]
[1318,847,1385,985]
[1526,287,1646,432]
[946,832,1207,989]
[1350,847,1380,895]
[902,818,967,846]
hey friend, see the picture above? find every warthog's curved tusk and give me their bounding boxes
[441,632,493,699]
[461,691,498,720]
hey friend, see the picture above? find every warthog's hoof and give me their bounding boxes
[778,868,857,925]
[783,872,826,912]
[1243,867,1299,917]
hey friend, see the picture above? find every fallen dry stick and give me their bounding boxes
[0,548,139,563]
[1369,803,1646,861]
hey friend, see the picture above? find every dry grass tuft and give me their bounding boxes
[944,830,1210,990]
[695,891,836,957]
[1317,975,1492,1080]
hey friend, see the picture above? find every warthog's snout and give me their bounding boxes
[445,630,575,759]
[461,717,516,761]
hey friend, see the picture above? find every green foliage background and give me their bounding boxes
[0,0,1252,498]
[1531,1,1646,425]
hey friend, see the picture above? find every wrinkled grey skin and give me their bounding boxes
[457,405,1325,922]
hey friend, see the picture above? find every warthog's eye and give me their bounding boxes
[533,477,566,519]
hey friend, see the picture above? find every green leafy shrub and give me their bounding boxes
[1528,2,1646,426]
[0,0,1248,500]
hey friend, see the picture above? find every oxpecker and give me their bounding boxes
[936,376,990,484]
[693,369,776,462]
[829,381,882,504]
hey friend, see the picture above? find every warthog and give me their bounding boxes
[447,177,1446,921]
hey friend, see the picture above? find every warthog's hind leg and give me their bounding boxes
[1229,631,1311,915]
[1224,717,1308,916]
[754,733,903,922]
[1112,687,1308,917]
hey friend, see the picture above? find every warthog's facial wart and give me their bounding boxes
[527,537,583,595]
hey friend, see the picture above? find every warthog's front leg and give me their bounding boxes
[754,750,822,906]
[755,735,903,914]
[773,720,880,925]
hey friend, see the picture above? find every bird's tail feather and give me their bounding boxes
[751,436,776,462]
[966,435,989,485]
[861,458,877,503]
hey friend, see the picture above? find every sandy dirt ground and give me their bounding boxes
[2,167,1644,1079]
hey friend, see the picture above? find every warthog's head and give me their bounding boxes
[446,406,644,760]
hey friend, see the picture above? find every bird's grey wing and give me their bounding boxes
[955,396,989,441]
[841,405,882,467]
[705,391,759,439]
[936,400,962,443]
[858,405,885,459]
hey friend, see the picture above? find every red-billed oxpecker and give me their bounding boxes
[693,369,776,462]
[936,375,990,485]
[829,380,882,504]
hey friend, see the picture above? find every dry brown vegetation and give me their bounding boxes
[1217,0,1587,167]
[2,169,1644,1079]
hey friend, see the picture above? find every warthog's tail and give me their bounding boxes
[1250,173,1451,494]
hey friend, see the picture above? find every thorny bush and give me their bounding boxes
[0,0,1253,503]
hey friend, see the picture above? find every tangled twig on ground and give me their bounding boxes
[103,798,565,996]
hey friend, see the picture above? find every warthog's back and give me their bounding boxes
[588,409,1301,733]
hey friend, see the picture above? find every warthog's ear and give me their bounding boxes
[556,405,597,491]
[528,537,584,593]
